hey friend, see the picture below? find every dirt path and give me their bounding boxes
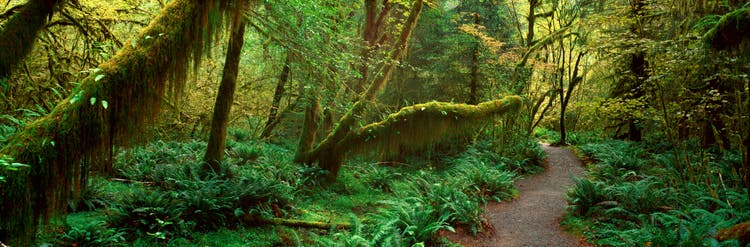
[446,144,588,246]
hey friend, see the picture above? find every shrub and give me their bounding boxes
[369,197,454,246]
[57,220,126,247]
[567,177,607,217]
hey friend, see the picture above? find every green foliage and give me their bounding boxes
[56,220,126,247]
[369,197,455,246]
[567,178,607,217]
[566,138,750,246]
[534,127,561,144]
[578,140,648,181]
[444,151,518,203]
[107,189,191,242]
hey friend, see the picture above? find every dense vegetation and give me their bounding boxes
[1,0,749,246]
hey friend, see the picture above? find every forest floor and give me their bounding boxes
[444,144,591,247]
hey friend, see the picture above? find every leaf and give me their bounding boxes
[131,38,137,48]
[70,90,84,104]
[90,97,97,105]
[95,74,105,82]
[101,100,109,109]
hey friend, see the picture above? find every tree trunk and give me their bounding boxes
[354,0,392,94]
[204,2,247,173]
[0,0,229,244]
[0,0,63,79]
[260,54,292,138]
[469,13,480,105]
[627,51,647,142]
[294,95,321,164]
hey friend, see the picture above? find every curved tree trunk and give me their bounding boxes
[0,0,63,79]
[0,0,231,244]
[204,2,247,173]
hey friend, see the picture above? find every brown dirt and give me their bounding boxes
[444,144,590,247]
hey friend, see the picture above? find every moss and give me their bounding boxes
[0,0,235,244]
[0,0,62,79]
[340,96,522,158]
[704,8,750,51]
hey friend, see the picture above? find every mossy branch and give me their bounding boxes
[0,0,232,244]
[244,216,352,230]
[704,8,750,51]
[339,96,523,158]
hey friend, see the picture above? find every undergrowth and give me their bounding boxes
[564,137,750,246]
[35,130,542,246]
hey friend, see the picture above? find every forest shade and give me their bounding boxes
[0,0,234,244]
[0,0,63,79]
[704,7,750,51]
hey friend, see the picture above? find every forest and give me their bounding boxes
[1,0,749,246]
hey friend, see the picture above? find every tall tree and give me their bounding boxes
[203,0,248,173]
[0,0,237,244]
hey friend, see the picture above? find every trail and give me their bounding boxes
[446,144,589,247]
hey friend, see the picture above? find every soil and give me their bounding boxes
[444,144,590,247]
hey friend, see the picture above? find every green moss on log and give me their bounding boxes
[704,8,750,51]
[340,96,523,158]
[0,0,233,244]
[0,0,63,79]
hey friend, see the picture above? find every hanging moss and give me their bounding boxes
[0,0,63,79]
[340,96,522,158]
[0,0,234,244]
[704,8,750,51]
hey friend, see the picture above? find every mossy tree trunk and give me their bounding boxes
[204,1,247,173]
[0,0,233,244]
[0,0,63,79]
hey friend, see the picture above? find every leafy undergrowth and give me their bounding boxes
[564,138,750,246]
[36,131,544,246]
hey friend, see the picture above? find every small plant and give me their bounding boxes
[57,220,126,247]
[107,189,191,241]
[230,142,262,166]
[567,177,607,217]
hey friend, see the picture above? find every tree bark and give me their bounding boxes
[0,0,63,79]
[260,53,292,138]
[204,1,247,173]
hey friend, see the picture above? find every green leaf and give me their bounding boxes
[70,90,84,104]
[90,97,97,105]
[95,74,105,82]
[131,38,137,48]
[101,100,109,109]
